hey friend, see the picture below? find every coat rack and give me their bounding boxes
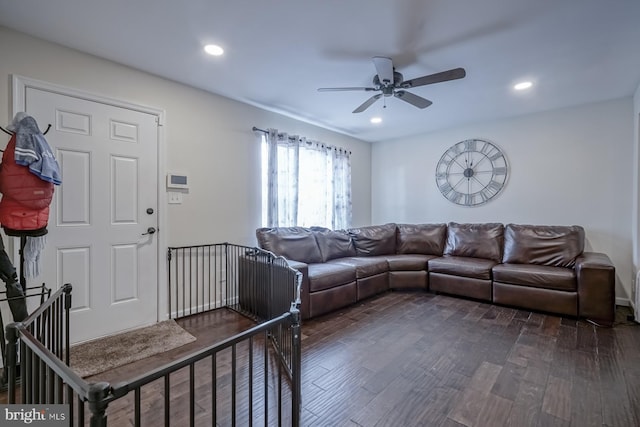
[0,119,54,387]
[0,121,53,291]
[0,123,51,136]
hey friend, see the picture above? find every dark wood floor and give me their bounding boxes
[4,291,640,426]
[296,292,640,426]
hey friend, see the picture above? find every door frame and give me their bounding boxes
[11,74,169,324]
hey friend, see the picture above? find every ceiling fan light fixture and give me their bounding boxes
[370,117,382,124]
[514,81,533,91]
[204,44,224,56]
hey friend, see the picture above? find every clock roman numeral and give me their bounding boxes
[489,152,504,162]
[493,167,507,176]
[447,191,463,203]
[487,180,503,192]
[480,141,495,156]
[441,155,455,167]
[464,139,477,152]
[480,180,504,200]
[439,182,453,196]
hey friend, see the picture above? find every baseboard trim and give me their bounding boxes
[616,297,631,307]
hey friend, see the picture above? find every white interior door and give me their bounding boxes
[20,85,160,343]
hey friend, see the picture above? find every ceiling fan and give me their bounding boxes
[318,57,466,113]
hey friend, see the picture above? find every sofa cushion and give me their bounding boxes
[493,282,577,316]
[444,222,504,262]
[256,227,323,264]
[307,263,356,292]
[429,255,496,280]
[329,256,389,279]
[385,254,433,271]
[396,223,447,255]
[311,227,357,262]
[502,224,584,268]
[492,263,576,292]
[348,223,397,256]
[308,281,357,318]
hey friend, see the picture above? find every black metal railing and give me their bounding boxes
[4,284,95,426]
[104,306,301,426]
[167,243,300,323]
[5,242,302,426]
[167,243,303,395]
[0,283,51,387]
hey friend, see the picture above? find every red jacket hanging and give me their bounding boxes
[0,135,54,234]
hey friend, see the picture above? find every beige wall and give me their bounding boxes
[0,26,372,248]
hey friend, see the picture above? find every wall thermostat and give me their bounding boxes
[167,173,189,190]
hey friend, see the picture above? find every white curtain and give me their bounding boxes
[264,128,352,229]
[331,146,352,229]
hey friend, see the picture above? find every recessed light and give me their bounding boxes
[370,117,382,124]
[514,81,533,91]
[204,44,224,56]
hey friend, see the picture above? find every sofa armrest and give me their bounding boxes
[575,252,615,326]
[285,260,310,320]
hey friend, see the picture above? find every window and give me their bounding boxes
[261,130,352,229]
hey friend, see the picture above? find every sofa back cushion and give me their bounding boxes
[396,223,447,255]
[311,227,357,262]
[502,224,584,268]
[255,227,323,264]
[444,222,504,262]
[348,223,397,256]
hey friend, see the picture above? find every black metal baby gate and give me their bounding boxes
[167,243,300,322]
[4,243,302,426]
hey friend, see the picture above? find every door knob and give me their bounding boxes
[142,227,157,236]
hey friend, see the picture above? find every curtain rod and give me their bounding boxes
[251,126,351,154]
[253,126,296,142]
[252,126,268,134]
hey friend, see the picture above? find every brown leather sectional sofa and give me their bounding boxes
[256,222,616,326]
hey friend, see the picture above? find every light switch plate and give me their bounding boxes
[168,192,183,204]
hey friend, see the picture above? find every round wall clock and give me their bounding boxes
[435,139,508,206]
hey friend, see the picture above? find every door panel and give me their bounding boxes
[57,150,90,225]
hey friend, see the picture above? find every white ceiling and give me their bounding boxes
[1,0,639,143]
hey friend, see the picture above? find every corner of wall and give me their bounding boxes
[632,81,640,314]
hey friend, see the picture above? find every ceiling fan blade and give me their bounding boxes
[318,87,376,92]
[402,67,466,88]
[353,94,382,113]
[372,56,394,86]
[394,90,432,109]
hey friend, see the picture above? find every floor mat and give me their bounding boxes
[70,319,196,378]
